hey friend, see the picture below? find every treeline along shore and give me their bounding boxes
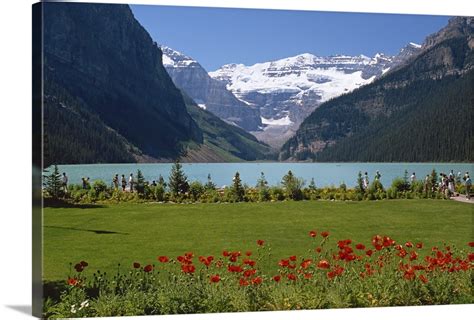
[43,161,472,205]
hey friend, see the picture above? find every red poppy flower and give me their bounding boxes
[309,230,317,238]
[227,265,243,273]
[278,259,290,267]
[397,249,407,258]
[181,264,195,273]
[243,259,256,267]
[301,259,312,269]
[185,252,194,259]
[321,231,330,238]
[246,251,252,256]
[395,244,403,251]
[239,278,249,286]
[355,244,366,250]
[273,275,281,282]
[67,277,78,286]
[334,266,344,276]
[468,253,474,262]
[327,271,336,279]
[158,256,169,263]
[419,274,428,283]
[133,262,141,269]
[287,273,297,281]
[243,269,257,278]
[289,255,297,261]
[317,260,330,269]
[304,273,312,279]
[144,264,153,273]
[409,251,418,261]
[210,274,220,283]
[416,242,423,249]
[405,242,413,248]
[375,244,383,251]
[257,240,265,246]
[315,247,322,253]
[251,277,263,285]
[223,251,230,257]
[365,249,373,257]
[383,236,395,247]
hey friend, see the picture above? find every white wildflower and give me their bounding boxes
[79,299,90,310]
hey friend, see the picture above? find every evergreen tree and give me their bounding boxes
[308,178,317,191]
[231,172,245,202]
[281,170,304,200]
[44,164,63,199]
[205,173,216,190]
[256,172,268,189]
[168,160,189,197]
[157,174,167,189]
[256,172,270,201]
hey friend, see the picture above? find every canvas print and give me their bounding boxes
[32,1,474,318]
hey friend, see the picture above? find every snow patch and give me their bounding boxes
[261,115,293,126]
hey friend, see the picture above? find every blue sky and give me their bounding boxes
[131,5,450,71]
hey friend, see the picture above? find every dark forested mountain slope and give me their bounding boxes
[182,94,273,162]
[280,17,474,162]
[41,2,270,164]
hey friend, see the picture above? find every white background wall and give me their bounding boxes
[0,1,472,319]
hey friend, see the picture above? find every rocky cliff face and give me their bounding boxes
[161,46,262,131]
[43,2,202,159]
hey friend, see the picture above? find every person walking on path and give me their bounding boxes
[363,172,369,191]
[129,173,135,192]
[465,175,472,200]
[448,174,455,196]
[113,174,119,190]
[62,172,68,194]
[121,174,127,192]
[375,170,381,181]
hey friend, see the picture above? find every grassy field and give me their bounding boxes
[43,199,473,281]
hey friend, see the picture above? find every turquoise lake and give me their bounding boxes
[55,163,473,188]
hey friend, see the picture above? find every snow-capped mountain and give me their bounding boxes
[209,43,421,147]
[161,46,262,131]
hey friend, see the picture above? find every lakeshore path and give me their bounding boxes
[451,195,474,204]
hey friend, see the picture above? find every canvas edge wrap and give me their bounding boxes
[32,2,44,318]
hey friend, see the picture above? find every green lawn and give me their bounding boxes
[43,200,473,281]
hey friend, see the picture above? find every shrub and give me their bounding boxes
[270,186,285,201]
[189,181,205,202]
[92,180,108,197]
[151,185,166,202]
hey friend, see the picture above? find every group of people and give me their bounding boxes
[361,170,381,191]
[422,170,471,199]
[112,174,136,192]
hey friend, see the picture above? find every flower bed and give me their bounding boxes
[44,232,474,318]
